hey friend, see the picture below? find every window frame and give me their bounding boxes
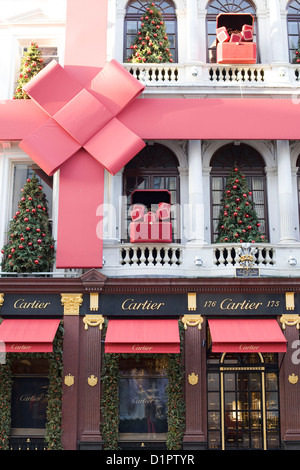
[210,143,268,243]
[206,0,258,63]
[124,0,178,62]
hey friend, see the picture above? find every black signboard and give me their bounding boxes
[198,293,288,316]
[1,294,63,317]
[98,293,290,317]
[99,294,186,317]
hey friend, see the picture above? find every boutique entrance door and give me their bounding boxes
[207,353,281,450]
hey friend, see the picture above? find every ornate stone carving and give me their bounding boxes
[83,315,104,330]
[280,314,300,329]
[61,293,83,315]
[182,314,203,330]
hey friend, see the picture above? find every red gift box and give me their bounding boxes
[241,28,253,42]
[216,13,256,64]
[230,33,242,43]
[217,42,257,64]
[216,26,230,43]
[130,221,172,243]
[156,202,171,220]
[130,204,145,221]
[129,189,172,243]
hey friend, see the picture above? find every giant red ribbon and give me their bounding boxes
[19,59,145,268]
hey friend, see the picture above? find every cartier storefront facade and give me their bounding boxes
[0,272,300,451]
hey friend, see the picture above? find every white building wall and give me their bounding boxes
[0,0,299,276]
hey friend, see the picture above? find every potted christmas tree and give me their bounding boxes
[1,174,55,273]
[215,166,267,244]
[127,2,173,63]
[13,41,45,99]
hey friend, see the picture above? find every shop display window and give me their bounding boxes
[10,358,50,437]
[119,357,168,441]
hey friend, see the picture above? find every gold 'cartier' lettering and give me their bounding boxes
[220,298,263,310]
[132,344,153,351]
[122,298,165,311]
[14,299,50,309]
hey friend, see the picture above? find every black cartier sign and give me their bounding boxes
[99,294,186,317]
[1,294,62,316]
[100,293,289,317]
[198,293,288,315]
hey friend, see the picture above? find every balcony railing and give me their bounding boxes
[102,242,300,278]
[124,62,300,89]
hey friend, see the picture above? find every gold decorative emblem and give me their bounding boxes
[187,293,197,311]
[61,293,83,315]
[280,314,300,329]
[88,374,98,387]
[64,374,75,387]
[83,315,104,330]
[285,292,295,311]
[182,315,203,330]
[188,372,198,385]
[288,373,298,385]
[0,294,4,307]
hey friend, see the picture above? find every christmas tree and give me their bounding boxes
[293,39,300,64]
[215,167,267,244]
[13,41,45,99]
[1,174,55,273]
[127,2,173,63]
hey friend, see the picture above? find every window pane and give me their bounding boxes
[119,376,168,436]
[12,165,52,218]
[11,377,49,430]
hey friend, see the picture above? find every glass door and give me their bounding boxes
[207,353,281,450]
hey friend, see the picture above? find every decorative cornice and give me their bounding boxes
[1,275,300,295]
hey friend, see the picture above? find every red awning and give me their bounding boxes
[105,319,180,354]
[208,319,287,353]
[0,319,61,353]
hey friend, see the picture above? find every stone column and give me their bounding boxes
[186,0,200,63]
[188,140,205,243]
[268,0,286,64]
[280,313,300,449]
[277,140,297,243]
[182,314,206,450]
[61,294,83,450]
[79,313,104,449]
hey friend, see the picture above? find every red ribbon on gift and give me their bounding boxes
[19,59,145,268]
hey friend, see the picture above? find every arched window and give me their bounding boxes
[206,0,257,63]
[210,143,268,242]
[124,0,177,62]
[287,0,300,62]
[123,143,180,242]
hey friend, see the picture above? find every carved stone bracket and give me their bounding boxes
[61,294,83,315]
[182,314,203,330]
[83,315,104,330]
[280,314,300,329]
